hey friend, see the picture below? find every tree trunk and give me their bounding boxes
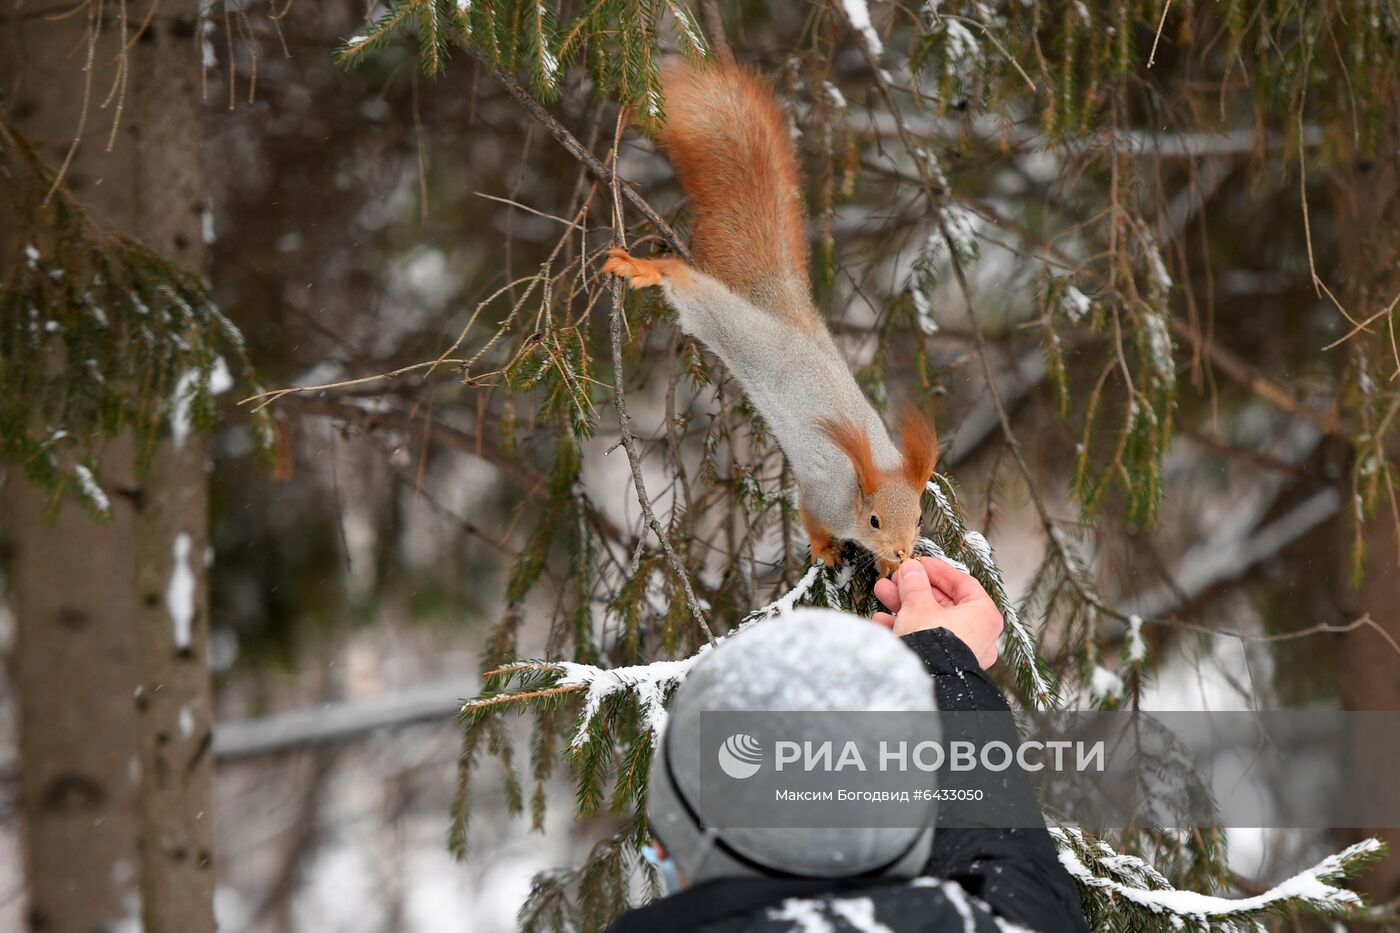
[1,4,216,931]
[1334,108,1400,904]
[133,437,215,931]
[2,445,143,932]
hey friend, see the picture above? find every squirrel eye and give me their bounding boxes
[869,514,881,529]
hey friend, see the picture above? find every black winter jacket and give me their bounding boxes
[606,628,1089,933]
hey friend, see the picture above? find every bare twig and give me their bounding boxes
[604,116,715,644]
[1147,0,1173,68]
[1321,291,1400,353]
[606,281,714,644]
[474,192,585,230]
[43,0,101,204]
[1170,612,1400,663]
[237,359,466,411]
[465,45,692,263]
[1299,109,1359,328]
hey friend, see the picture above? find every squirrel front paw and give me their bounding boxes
[810,539,844,568]
[601,248,683,289]
[800,507,843,567]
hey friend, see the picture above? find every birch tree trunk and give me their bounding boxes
[1,4,216,930]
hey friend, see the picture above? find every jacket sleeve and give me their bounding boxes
[900,628,1089,933]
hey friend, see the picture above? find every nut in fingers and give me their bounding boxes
[601,248,676,289]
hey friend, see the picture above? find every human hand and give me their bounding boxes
[872,557,1005,669]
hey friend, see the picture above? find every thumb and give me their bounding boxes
[894,559,939,612]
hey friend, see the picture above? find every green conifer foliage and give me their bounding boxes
[0,124,269,518]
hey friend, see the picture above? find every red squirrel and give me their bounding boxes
[602,60,938,574]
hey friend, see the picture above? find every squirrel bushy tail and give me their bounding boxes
[658,60,814,322]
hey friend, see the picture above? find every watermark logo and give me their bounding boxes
[717,733,764,779]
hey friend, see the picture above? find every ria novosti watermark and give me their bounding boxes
[673,711,1400,831]
[719,733,1105,778]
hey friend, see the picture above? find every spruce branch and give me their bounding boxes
[1056,828,1386,930]
[0,121,268,514]
[460,561,833,755]
[921,476,1057,708]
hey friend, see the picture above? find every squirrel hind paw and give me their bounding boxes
[601,248,667,289]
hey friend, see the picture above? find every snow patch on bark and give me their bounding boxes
[167,533,196,651]
[179,704,195,739]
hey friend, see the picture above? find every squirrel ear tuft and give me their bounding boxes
[898,405,939,489]
[820,418,880,497]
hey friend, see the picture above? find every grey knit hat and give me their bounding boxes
[648,609,939,885]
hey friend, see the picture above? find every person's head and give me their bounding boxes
[646,609,939,890]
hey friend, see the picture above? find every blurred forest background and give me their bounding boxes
[1,0,1399,930]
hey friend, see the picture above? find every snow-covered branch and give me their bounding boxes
[1054,828,1385,929]
[465,563,830,748]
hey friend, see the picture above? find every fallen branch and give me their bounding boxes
[214,680,466,760]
